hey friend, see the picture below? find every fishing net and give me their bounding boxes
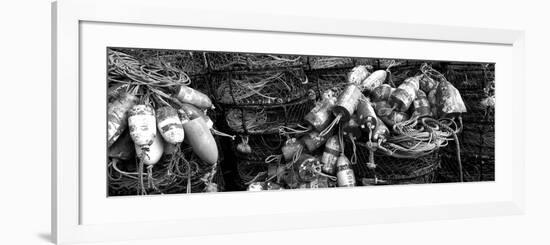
[344,140,441,185]
[108,138,225,196]
[308,56,355,70]
[206,52,306,71]
[111,48,208,75]
[225,96,315,134]
[233,134,285,162]
[306,69,350,99]
[211,68,310,106]
[235,159,271,186]
[444,63,495,90]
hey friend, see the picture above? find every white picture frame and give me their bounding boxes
[52,0,525,244]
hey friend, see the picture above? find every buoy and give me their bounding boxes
[342,115,362,139]
[380,110,410,127]
[356,96,378,132]
[128,104,157,148]
[135,131,164,165]
[370,84,394,102]
[347,65,371,85]
[319,84,362,137]
[321,135,341,175]
[419,74,438,93]
[434,80,467,117]
[336,155,356,187]
[360,70,387,92]
[301,131,329,152]
[175,85,213,109]
[389,75,421,112]
[281,138,305,162]
[182,117,218,165]
[412,90,432,118]
[296,154,321,182]
[179,102,206,120]
[372,118,389,142]
[156,106,184,145]
[304,90,337,131]
[428,89,438,118]
[107,93,138,147]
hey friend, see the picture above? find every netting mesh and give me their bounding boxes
[344,140,441,185]
[108,138,225,196]
[110,48,208,75]
[206,52,306,71]
[308,56,355,70]
[224,96,315,134]
[234,134,285,162]
[235,159,271,186]
[210,68,310,105]
[306,69,350,98]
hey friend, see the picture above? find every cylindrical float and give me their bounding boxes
[175,85,213,109]
[370,84,394,102]
[128,104,157,148]
[419,74,438,93]
[356,96,378,132]
[332,84,363,122]
[389,75,421,112]
[342,115,362,139]
[296,154,321,183]
[107,93,138,147]
[336,155,356,187]
[412,90,431,118]
[301,131,329,152]
[281,138,305,162]
[135,131,164,165]
[360,70,387,93]
[321,135,340,175]
[182,117,218,165]
[372,118,389,142]
[304,90,337,131]
[347,65,371,85]
[156,106,184,145]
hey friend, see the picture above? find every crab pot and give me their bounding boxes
[281,138,305,162]
[342,115,362,139]
[370,84,394,102]
[301,131,329,152]
[321,135,341,175]
[304,91,337,131]
[356,97,378,132]
[295,154,321,182]
[332,84,362,122]
[336,155,356,187]
[360,70,387,93]
[434,80,467,117]
[413,90,432,118]
[389,75,421,112]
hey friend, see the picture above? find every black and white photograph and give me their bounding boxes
[107,48,495,196]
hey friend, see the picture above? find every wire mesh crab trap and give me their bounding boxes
[306,68,350,98]
[224,96,315,135]
[206,52,307,72]
[110,48,208,76]
[210,68,310,106]
[108,139,225,196]
[235,159,272,187]
[307,56,355,70]
[233,133,286,162]
[444,63,495,91]
[344,140,441,185]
